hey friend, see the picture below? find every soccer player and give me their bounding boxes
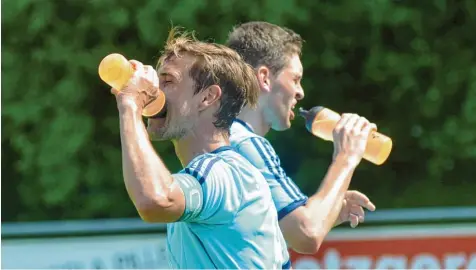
[226,21,377,254]
[111,28,290,269]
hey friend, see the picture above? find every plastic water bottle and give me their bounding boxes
[98,53,166,118]
[299,106,393,165]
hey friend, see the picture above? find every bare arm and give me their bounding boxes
[279,114,375,254]
[113,60,185,223]
[279,155,356,254]
[118,103,185,223]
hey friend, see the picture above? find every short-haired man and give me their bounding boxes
[227,21,377,254]
[112,28,290,269]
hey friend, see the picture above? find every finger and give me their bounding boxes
[126,60,148,91]
[347,190,376,211]
[334,113,353,132]
[361,121,376,137]
[350,214,359,228]
[110,88,120,96]
[370,123,377,132]
[359,214,365,223]
[145,65,159,88]
[350,205,365,222]
[352,116,370,133]
[343,114,360,133]
[365,199,376,211]
[129,60,144,72]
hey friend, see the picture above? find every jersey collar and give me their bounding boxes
[233,119,255,133]
[210,146,234,154]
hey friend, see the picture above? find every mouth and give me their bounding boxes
[290,104,296,120]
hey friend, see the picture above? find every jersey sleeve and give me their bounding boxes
[235,137,308,220]
[174,156,241,224]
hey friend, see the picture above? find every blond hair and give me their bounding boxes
[157,27,259,131]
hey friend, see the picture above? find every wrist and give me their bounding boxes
[117,97,140,114]
[332,153,361,169]
[118,102,143,124]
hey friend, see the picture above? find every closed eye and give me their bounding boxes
[159,71,176,86]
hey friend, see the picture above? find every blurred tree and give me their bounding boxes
[2,0,475,221]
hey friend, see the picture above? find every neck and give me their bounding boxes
[173,125,229,167]
[237,105,270,136]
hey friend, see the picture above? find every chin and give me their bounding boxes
[147,128,167,141]
[272,120,291,132]
[147,116,170,141]
[148,125,187,142]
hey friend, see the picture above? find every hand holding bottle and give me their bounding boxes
[299,106,393,165]
[98,53,166,118]
[332,113,377,167]
[110,60,161,113]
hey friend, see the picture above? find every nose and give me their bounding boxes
[295,86,304,101]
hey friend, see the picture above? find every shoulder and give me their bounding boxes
[230,120,261,146]
[233,134,278,170]
[182,153,229,185]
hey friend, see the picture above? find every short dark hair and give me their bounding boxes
[158,27,259,132]
[226,21,303,74]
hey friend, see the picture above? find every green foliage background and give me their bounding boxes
[2,0,476,221]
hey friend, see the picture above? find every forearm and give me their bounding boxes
[119,106,175,215]
[280,154,356,254]
[302,155,356,239]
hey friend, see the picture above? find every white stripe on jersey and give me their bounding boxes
[250,137,301,201]
[260,140,304,199]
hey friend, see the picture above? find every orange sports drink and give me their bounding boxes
[98,53,166,118]
[299,106,393,165]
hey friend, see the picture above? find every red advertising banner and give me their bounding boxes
[290,225,476,269]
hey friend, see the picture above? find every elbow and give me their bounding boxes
[281,210,327,254]
[137,207,161,223]
[293,233,324,254]
[304,235,324,254]
[289,217,326,254]
[134,197,173,223]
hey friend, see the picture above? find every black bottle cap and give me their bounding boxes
[298,106,326,132]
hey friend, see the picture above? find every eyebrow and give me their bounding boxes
[159,70,182,81]
[293,72,303,78]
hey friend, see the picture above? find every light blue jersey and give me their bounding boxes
[230,119,308,221]
[167,146,291,269]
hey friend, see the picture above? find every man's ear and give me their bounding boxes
[257,66,272,93]
[198,85,222,111]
